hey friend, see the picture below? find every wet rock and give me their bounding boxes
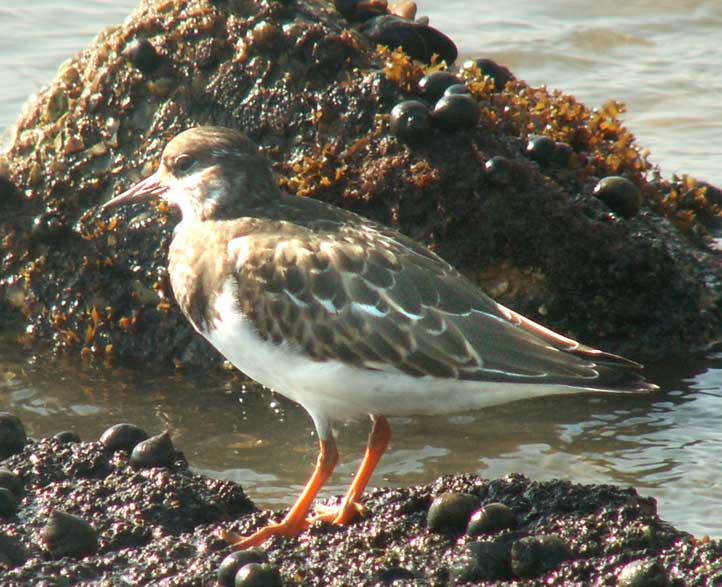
[432,94,479,130]
[466,502,517,536]
[553,141,573,166]
[53,430,81,444]
[427,491,480,534]
[196,37,228,70]
[123,38,162,74]
[0,533,27,569]
[250,21,281,49]
[0,438,715,586]
[361,15,458,64]
[525,135,556,166]
[390,99,431,144]
[234,562,283,587]
[41,510,98,558]
[0,468,23,498]
[29,213,70,246]
[100,422,149,452]
[510,534,573,578]
[618,558,670,587]
[0,176,20,209]
[375,565,416,584]
[418,71,462,103]
[130,430,176,468]
[593,176,642,219]
[465,57,515,91]
[0,436,253,582]
[449,539,512,582]
[0,487,18,518]
[218,549,269,587]
[0,413,26,459]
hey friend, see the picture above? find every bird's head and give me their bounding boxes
[101,126,279,221]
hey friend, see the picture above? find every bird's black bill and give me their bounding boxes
[100,171,167,211]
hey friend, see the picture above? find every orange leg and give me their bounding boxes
[220,436,339,549]
[311,415,391,525]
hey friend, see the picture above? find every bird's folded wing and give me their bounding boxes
[228,221,650,392]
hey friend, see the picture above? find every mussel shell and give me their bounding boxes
[418,71,462,103]
[129,430,176,468]
[218,549,269,587]
[593,176,642,219]
[361,15,458,64]
[390,99,432,144]
[432,94,479,129]
[427,492,480,534]
[0,413,26,459]
[100,422,149,452]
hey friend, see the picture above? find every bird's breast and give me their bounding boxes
[168,224,235,333]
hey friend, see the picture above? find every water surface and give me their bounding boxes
[2,337,721,538]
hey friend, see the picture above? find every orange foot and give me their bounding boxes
[220,416,391,550]
[218,517,310,550]
[309,499,368,525]
[308,416,390,527]
[219,501,366,550]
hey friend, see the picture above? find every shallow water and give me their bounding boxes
[1,1,722,539]
[2,336,722,539]
[424,0,722,186]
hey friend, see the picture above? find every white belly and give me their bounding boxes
[201,280,587,437]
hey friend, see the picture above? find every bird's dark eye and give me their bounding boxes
[174,154,195,174]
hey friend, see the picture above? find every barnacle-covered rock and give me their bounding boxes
[0,0,720,366]
[0,434,718,584]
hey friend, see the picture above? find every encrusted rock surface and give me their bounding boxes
[0,433,720,586]
[1,0,721,365]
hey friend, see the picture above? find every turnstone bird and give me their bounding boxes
[102,126,655,548]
